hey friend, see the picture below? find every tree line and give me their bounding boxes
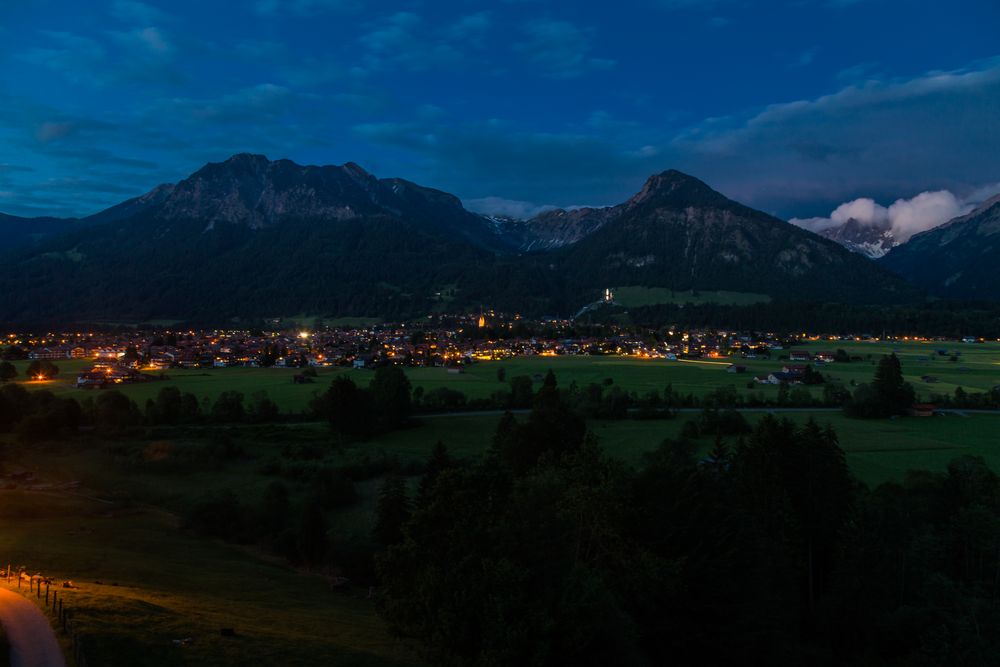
[372,371,1000,666]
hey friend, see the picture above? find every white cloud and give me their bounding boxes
[887,191,963,241]
[832,197,888,225]
[791,185,1000,242]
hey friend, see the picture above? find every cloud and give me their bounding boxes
[16,31,106,85]
[109,26,174,56]
[353,11,498,75]
[669,58,1000,213]
[790,47,819,68]
[151,83,299,125]
[0,164,34,174]
[463,196,558,219]
[792,197,889,232]
[791,186,1000,242]
[17,27,180,87]
[111,1,169,24]
[32,117,115,145]
[253,0,360,16]
[887,191,964,241]
[357,12,456,72]
[655,0,871,8]
[447,12,492,41]
[353,115,661,206]
[35,122,75,143]
[514,20,615,79]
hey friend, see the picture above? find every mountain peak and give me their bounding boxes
[628,169,729,208]
[223,153,271,166]
[970,192,1000,217]
[342,161,372,181]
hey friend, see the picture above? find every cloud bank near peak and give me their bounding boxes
[790,183,1000,242]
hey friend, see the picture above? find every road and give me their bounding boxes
[419,407,1000,419]
[419,407,844,419]
[0,587,66,667]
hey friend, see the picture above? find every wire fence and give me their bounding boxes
[3,564,88,667]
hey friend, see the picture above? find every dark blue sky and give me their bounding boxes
[1,0,998,219]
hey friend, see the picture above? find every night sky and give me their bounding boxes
[1,0,998,222]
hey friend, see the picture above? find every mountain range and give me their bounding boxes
[880,194,1000,299]
[0,154,961,326]
[818,217,898,259]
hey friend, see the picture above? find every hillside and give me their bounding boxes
[0,158,922,325]
[516,171,919,308]
[0,212,76,254]
[881,195,1000,299]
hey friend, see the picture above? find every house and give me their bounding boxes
[788,350,812,362]
[726,364,747,374]
[76,370,109,389]
[76,365,145,388]
[767,372,801,385]
[782,364,809,376]
[814,351,836,363]
[352,354,374,370]
[911,403,936,418]
[29,347,68,360]
[753,375,772,384]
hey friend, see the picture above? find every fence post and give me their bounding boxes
[46,581,50,605]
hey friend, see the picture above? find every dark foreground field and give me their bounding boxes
[3,345,1000,664]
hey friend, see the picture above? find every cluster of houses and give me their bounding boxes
[735,349,839,385]
[4,321,995,382]
[5,319,801,373]
[75,361,149,389]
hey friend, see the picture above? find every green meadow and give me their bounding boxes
[4,384,1000,665]
[3,339,998,666]
[10,340,1000,412]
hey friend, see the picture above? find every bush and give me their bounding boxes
[185,490,250,542]
[309,468,358,510]
[25,359,59,380]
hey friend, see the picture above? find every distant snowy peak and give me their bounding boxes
[819,217,899,259]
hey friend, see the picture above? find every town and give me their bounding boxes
[3,314,993,379]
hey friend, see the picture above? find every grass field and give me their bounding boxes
[0,490,418,667]
[4,397,1000,665]
[9,340,1000,413]
[407,411,1000,488]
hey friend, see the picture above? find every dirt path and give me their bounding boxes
[0,587,65,667]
